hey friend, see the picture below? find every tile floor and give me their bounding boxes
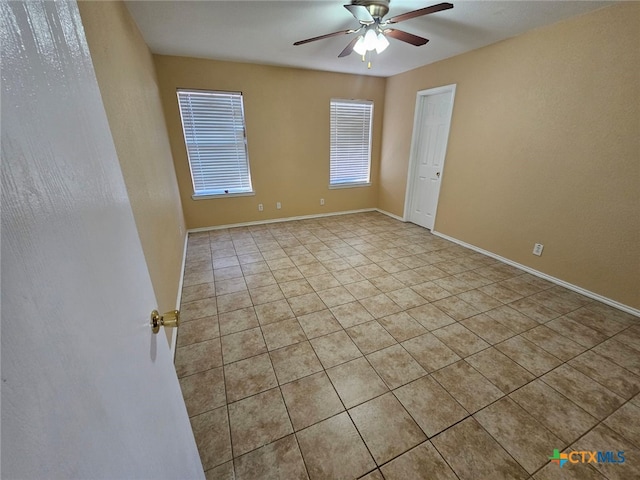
[174,212,640,480]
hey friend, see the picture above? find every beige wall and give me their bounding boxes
[380,3,639,309]
[154,56,386,229]
[78,1,187,340]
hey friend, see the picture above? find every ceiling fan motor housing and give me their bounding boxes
[352,0,390,20]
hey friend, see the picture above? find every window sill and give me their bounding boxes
[328,182,371,190]
[192,191,255,200]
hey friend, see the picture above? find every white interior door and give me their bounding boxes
[1,2,203,478]
[406,86,456,230]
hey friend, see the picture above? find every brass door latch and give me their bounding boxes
[150,309,180,334]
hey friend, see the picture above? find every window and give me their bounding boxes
[177,89,253,198]
[329,99,373,188]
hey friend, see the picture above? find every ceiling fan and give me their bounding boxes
[293,1,453,61]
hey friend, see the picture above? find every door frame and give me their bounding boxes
[403,84,457,228]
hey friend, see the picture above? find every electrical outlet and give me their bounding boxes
[276,202,281,209]
[533,243,544,256]
[320,198,325,206]
[258,203,263,212]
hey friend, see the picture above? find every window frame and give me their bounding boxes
[329,98,373,189]
[176,89,254,199]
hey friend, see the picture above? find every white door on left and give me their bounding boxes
[1,1,203,478]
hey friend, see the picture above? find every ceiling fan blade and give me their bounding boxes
[386,2,453,25]
[338,36,361,58]
[293,29,355,46]
[384,29,429,46]
[344,4,374,23]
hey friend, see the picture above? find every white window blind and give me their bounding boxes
[177,89,253,197]
[330,99,373,187]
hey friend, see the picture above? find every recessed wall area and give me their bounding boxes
[154,56,386,229]
[80,1,638,313]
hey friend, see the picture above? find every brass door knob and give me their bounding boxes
[150,309,180,334]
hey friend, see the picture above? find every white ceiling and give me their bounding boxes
[125,1,614,78]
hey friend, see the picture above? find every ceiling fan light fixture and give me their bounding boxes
[363,28,378,51]
[375,32,389,53]
[353,35,367,55]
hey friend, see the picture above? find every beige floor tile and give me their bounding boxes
[542,364,625,419]
[474,397,562,473]
[216,277,248,296]
[358,469,384,480]
[393,269,429,287]
[385,287,428,309]
[224,353,277,403]
[234,435,308,480]
[326,357,389,408]
[266,256,296,271]
[509,379,597,444]
[359,293,403,319]
[330,301,374,328]
[432,276,473,295]
[297,309,342,339]
[604,402,640,447]
[508,297,560,323]
[366,344,427,389]
[410,281,452,302]
[214,266,243,282]
[432,361,503,413]
[228,388,293,457]
[593,339,640,376]
[546,316,608,348]
[571,424,640,480]
[332,267,366,285]
[310,330,362,368]
[405,303,456,330]
[180,367,226,417]
[270,341,323,385]
[432,296,480,321]
[484,304,539,332]
[272,266,304,283]
[221,327,266,364]
[184,269,215,287]
[496,336,562,376]
[248,284,284,306]
[368,275,405,293]
[614,324,640,351]
[240,261,270,276]
[478,283,523,304]
[380,441,458,480]
[431,323,490,358]
[569,350,640,399]
[182,282,216,304]
[261,318,307,351]
[281,372,344,431]
[254,299,295,326]
[296,412,375,480]
[316,285,356,307]
[175,338,223,378]
[586,302,638,326]
[218,307,259,336]
[460,313,516,345]
[205,460,235,480]
[534,459,607,480]
[564,307,628,337]
[377,312,427,342]
[344,279,385,300]
[457,290,504,313]
[182,297,218,322]
[213,256,240,270]
[355,264,387,280]
[297,262,330,277]
[431,417,528,480]
[279,279,314,298]
[216,291,253,314]
[191,406,232,471]
[346,320,397,354]
[177,316,220,347]
[466,347,534,394]
[402,333,461,372]
[349,393,426,465]
[521,324,586,361]
[394,376,468,437]
[306,273,341,292]
[287,292,327,316]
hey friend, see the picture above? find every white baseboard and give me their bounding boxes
[431,230,639,318]
[375,208,406,222]
[187,208,377,233]
[171,230,189,361]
